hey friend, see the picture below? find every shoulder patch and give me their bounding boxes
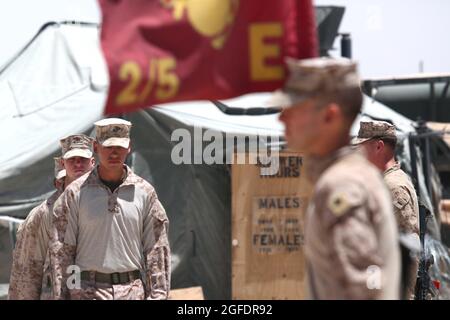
[392,188,410,210]
[327,192,350,217]
[327,186,364,217]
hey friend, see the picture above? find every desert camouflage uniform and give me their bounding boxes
[354,120,420,299]
[268,58,401,299]
[8,185,63,300]
[69,277,145,300]
[384,163,420,299]
[304,146,401,299]
[9,136,93,300]
[384,163,419,236]
[50,165,170,300]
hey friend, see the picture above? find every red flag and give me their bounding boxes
[98,0,318,115]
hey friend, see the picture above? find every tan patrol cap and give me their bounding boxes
[352,121,397,145]
[268,57,360,108]
[60,134,94,159]
[53,157,66,180]
[94,118,132,148]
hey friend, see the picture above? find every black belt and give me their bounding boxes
[80,270,141,285]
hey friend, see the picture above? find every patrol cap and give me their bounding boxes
[352,121,397,145]
[60,134,94,160]
[94,118,132,148]
[53,157,66,180]
[268,57,360,108]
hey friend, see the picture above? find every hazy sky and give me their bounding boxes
[0,0,100,67]
[315,0,450,77]
[1,0,449,78]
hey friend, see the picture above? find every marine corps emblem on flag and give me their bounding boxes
[160,0,239,49]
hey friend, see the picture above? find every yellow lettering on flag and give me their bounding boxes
[116,61,142,106]
[249,23,284,81]
[115,57,180,107]
[156,57,179,101]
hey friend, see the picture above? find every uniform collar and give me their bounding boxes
[305,145,360,183]
[383,162,401,177]
[46,188,64,206]
[55,179,65,193]
[87,165,137,188]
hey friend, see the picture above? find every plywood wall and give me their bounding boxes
[231,152,312,299]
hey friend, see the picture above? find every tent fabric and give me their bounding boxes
[0,22,444,298]
[0,22,106,181]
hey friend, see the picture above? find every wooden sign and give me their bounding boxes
[231,152,312,299]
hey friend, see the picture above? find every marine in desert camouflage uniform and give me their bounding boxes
[8,135,94,299]
[274,57,401,299]
[50,118,170,300]
[353,121,420,299]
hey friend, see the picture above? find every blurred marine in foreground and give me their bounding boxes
[274,57,401,299]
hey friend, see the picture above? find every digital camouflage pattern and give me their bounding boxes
[384,162,420,299]
[384,163,419,235]
[94,118,131,148]
[50,166,170,300]
[69,279,145,300]
[60,134,93,159]
[352,121,397,145]
[8,186,63,300]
